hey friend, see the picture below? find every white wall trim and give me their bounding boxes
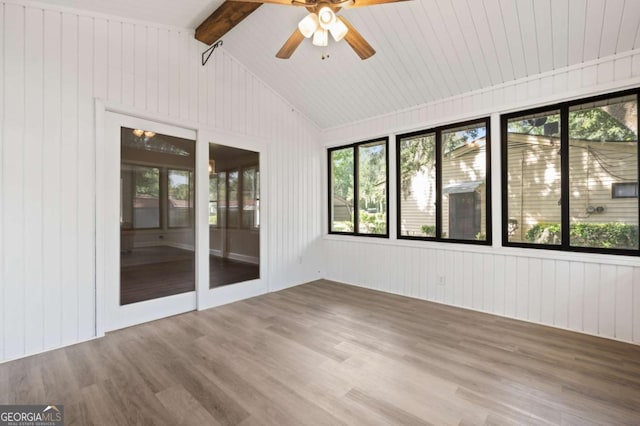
[228,253,260,265]
[130,241,196,251]
[208,248,259,265]
[198,278,267,311]
[323,234,640,268]
[94,99,106,338]
[108,292,197,332]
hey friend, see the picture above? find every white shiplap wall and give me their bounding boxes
[0,1,322,362]
[322,51,640,345]
[325,241,640,344]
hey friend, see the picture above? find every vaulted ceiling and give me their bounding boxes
[40,0,640,129]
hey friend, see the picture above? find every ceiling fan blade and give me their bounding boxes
[195,1,262,45]
[231,0,308,5]
[339,16,376,60]
[276,29,306,59]
[347,0,410,7]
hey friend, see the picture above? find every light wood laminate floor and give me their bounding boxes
[1,280,640,425]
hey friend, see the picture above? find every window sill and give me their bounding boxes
[323,234,640,267]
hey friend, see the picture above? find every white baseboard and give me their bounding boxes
[209,249,259,265]
[132,241,195,251]
[227,253,259,265]
[165,242,195,251]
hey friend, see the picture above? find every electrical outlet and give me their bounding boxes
[438,275,446,285]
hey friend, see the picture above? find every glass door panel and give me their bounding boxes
[120,127,196,305]
[209,144,260,288]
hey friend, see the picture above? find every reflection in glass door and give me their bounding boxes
[209,144,260,287]
[120,127,195,305]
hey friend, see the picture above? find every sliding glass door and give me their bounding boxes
[120,126,196,305]
[105,113,197,331]
[208,144,260,288]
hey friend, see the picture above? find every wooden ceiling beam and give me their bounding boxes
[195,1,262,45]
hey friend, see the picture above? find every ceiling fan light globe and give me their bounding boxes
[318,6,336,30]
[298,13,319,38]
[312,28,329,47]
[329,19,348,42]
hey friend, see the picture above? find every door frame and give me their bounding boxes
[95,100,270,337]
[196,128,269,310]
[103,112,198,332]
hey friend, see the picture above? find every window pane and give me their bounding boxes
[168,170,193,228]
[569,95,638,249]
[399,133,436,237]
[330,148,354,232]
[441,123,488,241]
[358,141,387,235]
[121,165,160,229]
[218,171,227,227]
[506,111,561,244]
[612,182,638,198]
[209,174,218,226]
[228,170,239,228]
[242,167,258,229]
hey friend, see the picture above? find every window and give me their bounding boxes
[329,147,354,232]
[211,165,259,230]
[227,170,240,228]
[217,171,227,227]
[329,138,388,236]
[503,90,639,254]
[168,169,194,228]
[243,167,259,229]
[504,110,561,245]
[209,174,218,225]
[397,119,491,244]
[398,133,436,237]
[120,165,161,229]
[612,182,638,199]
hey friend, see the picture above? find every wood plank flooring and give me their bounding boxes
[2,280,640,425]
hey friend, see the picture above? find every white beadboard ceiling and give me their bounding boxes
[37,0,640,129]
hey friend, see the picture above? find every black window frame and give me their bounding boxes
[328,137,390,238]
[396,118,492,246]
[501,88,640,256]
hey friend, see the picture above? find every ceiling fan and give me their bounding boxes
[195,0,409,60]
